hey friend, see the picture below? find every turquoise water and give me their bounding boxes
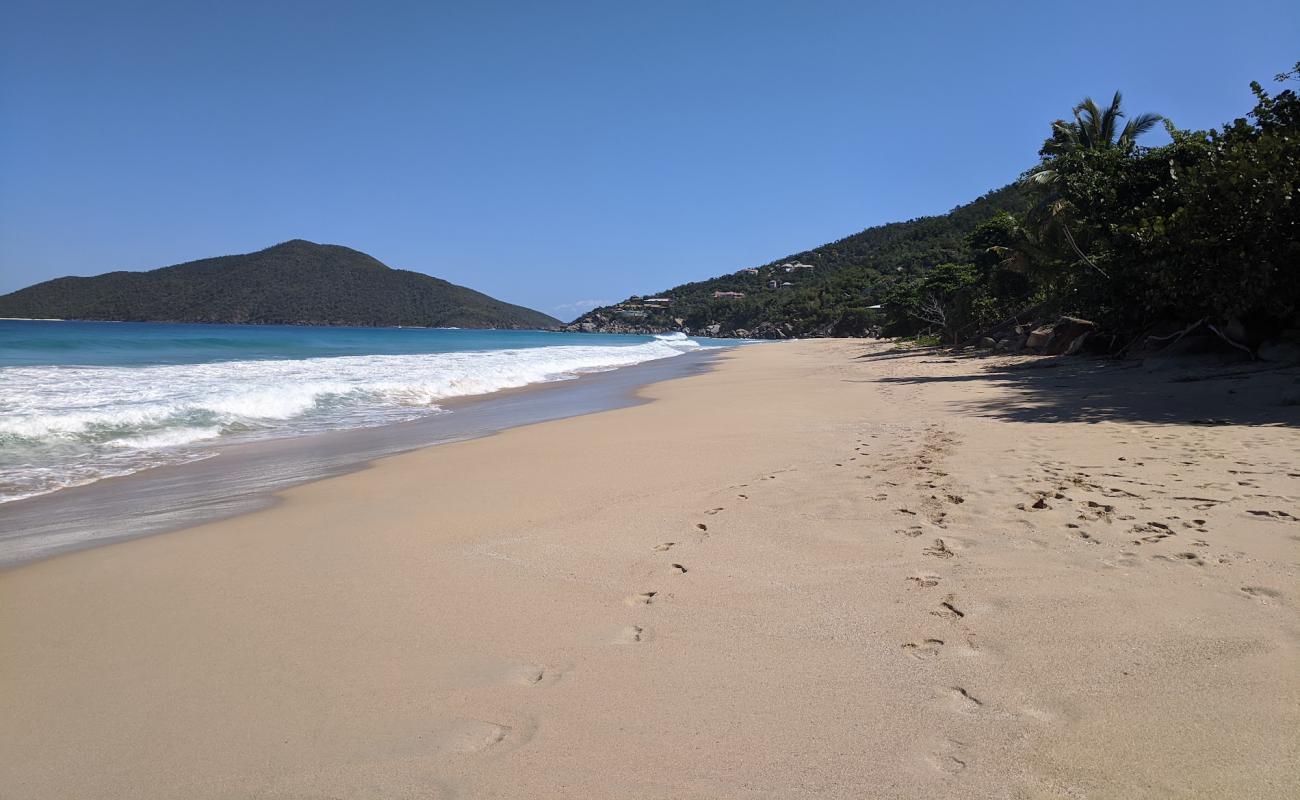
[0,319,696,367]
[0,320,739,502]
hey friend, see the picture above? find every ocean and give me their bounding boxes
[0,320,737,508]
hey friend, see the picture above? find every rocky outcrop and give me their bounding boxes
[560,312,675,335]
[974,315,1096,356]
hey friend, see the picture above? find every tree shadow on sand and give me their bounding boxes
[862,348,1300,427]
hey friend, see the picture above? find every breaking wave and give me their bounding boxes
[0,335,706,502]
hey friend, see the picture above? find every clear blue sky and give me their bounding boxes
[2,1,1296,319]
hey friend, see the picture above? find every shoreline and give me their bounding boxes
[0,346,735,568]
[1,339,1296,798]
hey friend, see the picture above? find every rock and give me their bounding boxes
[995,338,1013,352]
[733,329,750,339]
[704,323,722,337]
[1258,339,1300,363]
[978,337,997,350]
[578,322,596,333]
[1025,325,1054,350]
[1045,316,1096,355]
[750,322,787,339]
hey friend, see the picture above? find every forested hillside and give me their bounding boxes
[569,184,1030,338]
[0,240,560,329]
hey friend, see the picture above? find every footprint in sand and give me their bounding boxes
[926,740,969,774]
[696,523,708,532]
[907,574,941,589]
[671,563,688,574]
[612,625,648,644]
[897,525,924,537]
[902,638,945,660]
[653,542,676,552]
[1154,552,1205,566]
[923,539,955,559]
[434,720,515,754]
[1247,509,1298,520]
[507,665,546,686]
[504,663,567,687]
[705,507,724,515]
[625,591,658,606]
[1240,586,1283,602]
[946,686,983,711]
[931,598,965,620]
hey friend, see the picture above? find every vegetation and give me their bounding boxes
[571,183,1032,337]
[577,64,1300,349]
[0,240,560,329]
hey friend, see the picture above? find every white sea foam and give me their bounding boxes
[0,335,706,502]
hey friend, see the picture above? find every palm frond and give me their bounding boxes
[1025,168,1058,186]
[1119,112,1164,149]
[1100,91,1124,146]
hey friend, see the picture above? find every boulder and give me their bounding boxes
[978,337,997,350]
[704,323,722,337]
[1044,316,1096,355]
[578,322,596,333]
[1258,339,1300,363]
[1025,325,1054,350]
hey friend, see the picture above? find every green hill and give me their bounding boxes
[0,240,560,329]
[568,183,1029,338]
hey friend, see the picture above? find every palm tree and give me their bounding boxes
[1023,92,1162,279]
[1039,92,1162,158]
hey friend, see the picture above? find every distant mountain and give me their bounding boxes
[568,183,1030,338]
[0,240,560,329]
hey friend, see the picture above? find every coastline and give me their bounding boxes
[1,339,1296,798]
[0,346,729,568]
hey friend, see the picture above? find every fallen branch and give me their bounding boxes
[1207,323,1255,359]
[1144,317,1206,348]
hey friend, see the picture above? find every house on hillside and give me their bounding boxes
[644,297,672,306]
[712,291,746,299]
[738,268,759,275]
[782,262,814,273]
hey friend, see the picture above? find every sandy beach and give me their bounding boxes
[1,339,1297,799]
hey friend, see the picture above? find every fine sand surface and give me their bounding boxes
[1,340,1297,799]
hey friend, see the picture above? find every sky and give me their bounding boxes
[1,1,1297,320]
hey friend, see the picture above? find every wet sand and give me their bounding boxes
[1,339,1297,798]
[0,349,719,567]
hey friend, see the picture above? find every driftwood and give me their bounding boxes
[1207,323,1255,359]
[1123,317,1254,359]
[1142,317,1207,349]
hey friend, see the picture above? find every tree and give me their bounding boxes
[1040,91,1163,157]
